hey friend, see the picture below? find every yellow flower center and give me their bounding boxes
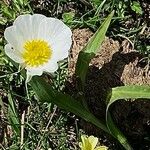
[22,39,52,67]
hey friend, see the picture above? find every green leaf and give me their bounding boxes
[30,77,108,133]
[75,11,114,87]
[107,85,150,107]
[106,85,150,150]
[131,1,143,15]
[2,7,13,18]
[62,12,75,23]
[106,112,133,150]
[91,0,104,8]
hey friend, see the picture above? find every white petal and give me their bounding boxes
[31,14,47,38]
[5,44,23,63]
[26,60,58,77]
[44,61,58,73]
[26,67,43,76]
[38,17,72,43]
[38,18,72,61]
[26,67,43,83]
[13,14,46,40]
[4,26,24,51]
[13,14,32,41]
[51,36,72,61]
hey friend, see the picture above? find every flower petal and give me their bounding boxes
[81,135,87,147]
[13,14,32,40]
[26,61,58,77]
[31,14,47,38]
[44,61,58,73]
[88,136,98,149]
[26,67,43,82]
[38,18,72,61]
[80,135,92,150]
[4,26,24,51]
[5,44,23,63]
[13,14,46,40]
[51,37,71,61]
[94,146,108,150]
[26,67,43,76]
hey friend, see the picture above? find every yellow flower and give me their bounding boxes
[79,135,108,150]
[4,14,72,81]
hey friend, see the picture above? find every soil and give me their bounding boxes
[66,28,150,150]
[1,0,150,149]
[30,0,90,18]
[139,0,150,25]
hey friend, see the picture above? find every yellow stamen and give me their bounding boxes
[22,39,52,67]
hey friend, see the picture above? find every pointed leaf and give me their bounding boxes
[30,77,108,133]
[107,85,150,107]
[106,85,150,150]
[75,11,114,86]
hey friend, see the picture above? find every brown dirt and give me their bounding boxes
[66,28,150,149]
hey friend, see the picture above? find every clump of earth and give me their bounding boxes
[66,28,150,150]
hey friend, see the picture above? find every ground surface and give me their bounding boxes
[0,0,150,149]
[67,28,150,149]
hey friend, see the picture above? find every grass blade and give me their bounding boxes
[7,93,20,135]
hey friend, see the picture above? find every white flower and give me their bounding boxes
[4,14,72,81]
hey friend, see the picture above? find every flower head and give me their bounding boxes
[79,135,108,150]
[4,14,72,81]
